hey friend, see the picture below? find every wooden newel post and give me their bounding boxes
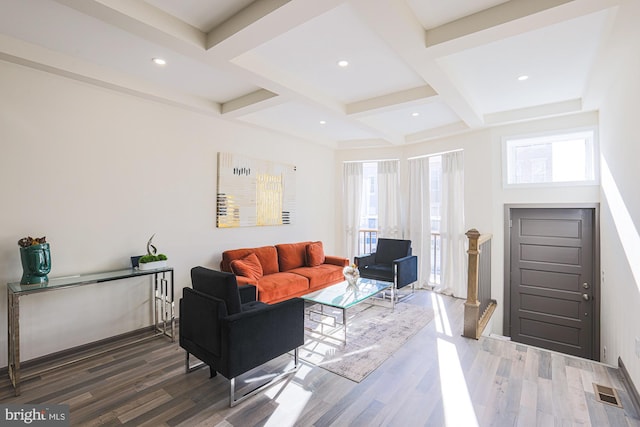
[463,228,481,338]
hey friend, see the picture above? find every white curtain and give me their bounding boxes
[407,157,431,289]
[342,162,363,261]
[438,151,466,298]
[377,160,400,238]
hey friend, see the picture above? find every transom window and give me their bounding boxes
[503,128,597,187]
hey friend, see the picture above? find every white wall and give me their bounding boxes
[0,60,338,365]
[596,0,640,387]
[336,111,600,337]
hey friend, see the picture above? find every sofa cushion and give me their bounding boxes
[276,242,310,271]
[305,241,325,267]
[256,272,309,303]
[222,246,279,275]
[359,264,394,282]
[290,264,345,291]
[230,253,263,281]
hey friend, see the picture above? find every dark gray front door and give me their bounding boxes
[509,208,594,359]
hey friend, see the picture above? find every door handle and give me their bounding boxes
[582,293,590,301]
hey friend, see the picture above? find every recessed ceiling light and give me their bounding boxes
[337,60,349,68]
[152,57,167,66]
[319,120,327,125]
[411,112,420,117]
[517,75,529,81]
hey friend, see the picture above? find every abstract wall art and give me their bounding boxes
[216,152,296,228]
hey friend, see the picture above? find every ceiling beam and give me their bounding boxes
[221,89,282,117]
[484,98,583,125]
[336,138,394,149]
[349,0,484,128]
[425,0,623,54]
[426,0,572,47]
[205,0,348,59]
[206,0,291,49]
[346,86,437,116]
[53,0,206,54]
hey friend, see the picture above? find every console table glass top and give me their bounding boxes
[8,266,173,294]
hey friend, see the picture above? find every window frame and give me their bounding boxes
[502,127,599,189]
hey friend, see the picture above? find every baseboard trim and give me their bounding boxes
[618,357,640,413]
[0,321,179,377]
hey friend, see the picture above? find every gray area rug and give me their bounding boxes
[300,301,434,382]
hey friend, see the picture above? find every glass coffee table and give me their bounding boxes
[300,278,394,345]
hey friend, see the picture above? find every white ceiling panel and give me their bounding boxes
[236,101,379,143]
[249,3,425,104]
[358,100,460,138]
[437,9,612,115]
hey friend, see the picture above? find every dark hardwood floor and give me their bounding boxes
[2,290,639,426]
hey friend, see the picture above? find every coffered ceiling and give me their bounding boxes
[0,0,620,148]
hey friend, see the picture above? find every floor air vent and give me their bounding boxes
[593,383,622,407]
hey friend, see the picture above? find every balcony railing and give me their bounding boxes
[430,231,441,285]
[357,229,441,285]
[358,228,378,256]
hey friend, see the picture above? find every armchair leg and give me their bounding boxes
[184,351,205,374]
[390,282,416,303]
[229,348,300,407]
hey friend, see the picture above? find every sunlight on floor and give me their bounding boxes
[432,291,479,426]
[601,155,640,289]
[263,363,312,427]
[431,292,452,336]
[437,338,479,427]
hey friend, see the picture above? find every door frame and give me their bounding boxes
[503,203,601,361]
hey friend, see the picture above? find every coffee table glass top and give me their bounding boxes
[301,278,392,309]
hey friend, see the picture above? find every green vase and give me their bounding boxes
[20,243,51,284]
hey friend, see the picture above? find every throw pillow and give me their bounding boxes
[230,252,263,281]
[305,241,325,267]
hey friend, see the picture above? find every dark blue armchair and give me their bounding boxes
[180,267,304,406]
[354,238,418,293]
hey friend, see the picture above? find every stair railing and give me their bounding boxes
[463,229,496,339]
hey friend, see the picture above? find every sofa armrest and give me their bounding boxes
[223,298,304,378]
[238,284,257,304]
[354,253,376,268]
[324,255,349,267]
[393,255,418,288]
[234,275,253,287]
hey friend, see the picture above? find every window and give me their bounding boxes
[504,129,597,187]
[429,156,442,285]
[358,162,378,254]
[361,162,378,230]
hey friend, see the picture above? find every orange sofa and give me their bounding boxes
[220,241,349,303]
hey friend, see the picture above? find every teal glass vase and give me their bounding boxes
[20,243,51,284]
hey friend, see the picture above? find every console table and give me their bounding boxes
[7,267,174,396]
